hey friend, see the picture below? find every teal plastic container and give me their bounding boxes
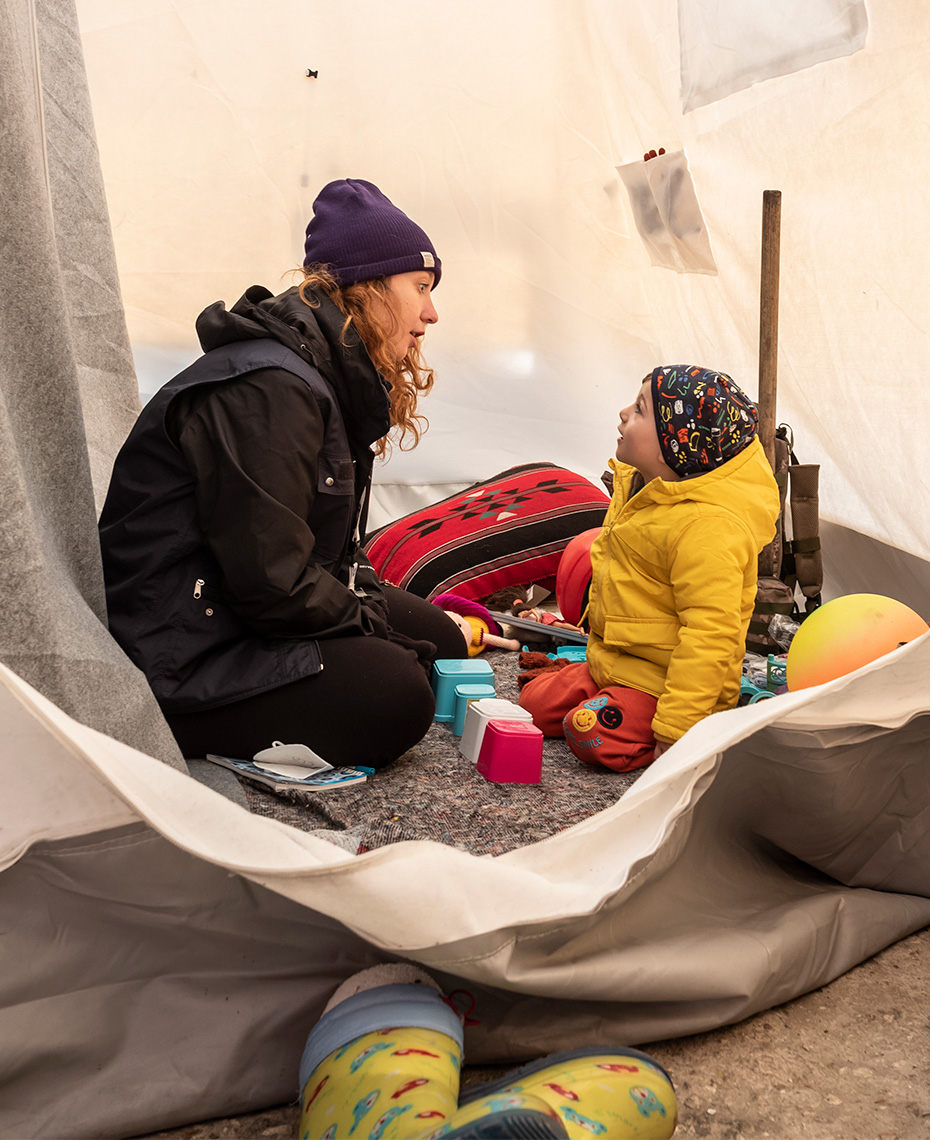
[452,682,497,735]
[431,658,495,721]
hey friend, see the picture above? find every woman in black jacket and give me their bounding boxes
[98,179,466,768]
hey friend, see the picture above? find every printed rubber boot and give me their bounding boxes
[298,964,567,1140]
[457,1047,678,1139]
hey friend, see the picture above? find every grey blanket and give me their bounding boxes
[242,651,641,855]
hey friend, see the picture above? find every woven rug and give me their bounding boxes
[241,651,643,856]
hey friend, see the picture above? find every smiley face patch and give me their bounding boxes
[597,704,624,729]
[559,685,659,772]
[571,707,599,733]
[571,695,624,735]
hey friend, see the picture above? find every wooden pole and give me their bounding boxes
[758,190,781,472]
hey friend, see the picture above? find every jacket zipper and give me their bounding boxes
[193,578,204,599]
[347,484,366,596]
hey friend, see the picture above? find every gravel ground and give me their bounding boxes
[139,926,930,1140]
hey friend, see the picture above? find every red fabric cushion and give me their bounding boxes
[364,463,609,601]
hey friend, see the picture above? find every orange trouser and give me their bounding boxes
[519,661,658,773]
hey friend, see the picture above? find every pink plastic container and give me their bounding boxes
[459,698,532,763]
[475,720,543,784]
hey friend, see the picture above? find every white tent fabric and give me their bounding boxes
[76,0,930,543]
[3,1,930,1136]
[677,0,869,112]
[3,636,930,1137]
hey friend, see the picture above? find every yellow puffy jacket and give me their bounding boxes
[586,437,780,742]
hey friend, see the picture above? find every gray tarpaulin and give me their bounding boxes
[1,637,929,1138]
[0,0,183,768]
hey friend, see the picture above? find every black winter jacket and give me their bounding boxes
[98,285,392,712]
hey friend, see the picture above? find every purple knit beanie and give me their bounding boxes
[303,179,441,287]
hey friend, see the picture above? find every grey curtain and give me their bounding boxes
[0,0,185,768]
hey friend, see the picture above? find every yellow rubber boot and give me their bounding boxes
[423,1090,569,1139]
[299,966,572,1140]
[299,966,463,1140]
[457,1047,678,1139]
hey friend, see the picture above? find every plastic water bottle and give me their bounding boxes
[768,613,800,651]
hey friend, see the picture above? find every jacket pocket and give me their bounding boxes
[603,615,679,652]
[317,450,355,495]
[312,451,355,568]
[184,578,241,641]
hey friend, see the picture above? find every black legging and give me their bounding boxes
[165,587,467,768]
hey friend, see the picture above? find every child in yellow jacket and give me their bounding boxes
[520,365,780,771]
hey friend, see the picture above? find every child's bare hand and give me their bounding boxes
[653,737,672,759]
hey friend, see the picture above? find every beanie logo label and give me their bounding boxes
[421,251,435,268]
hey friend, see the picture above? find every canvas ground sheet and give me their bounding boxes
[242,650,640,855]
[2,635,930,1138]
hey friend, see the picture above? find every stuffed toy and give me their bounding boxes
[516,650,576,688]
[433,593,521,656]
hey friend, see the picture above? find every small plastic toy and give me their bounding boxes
[766,653,788,691]
[476,720,543,784]
[548,645,588,662]
[431,658,495,722]
[786,592,928,690]
[452,682,497,736]
[739,676,776,706]
[459,698,533,763]
[556,527,600,626]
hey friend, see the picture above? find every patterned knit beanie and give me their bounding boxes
[303,179,441,287]
[651,365,758,478]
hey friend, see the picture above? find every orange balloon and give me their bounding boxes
[556,528,601,626]
[785,593,928,690]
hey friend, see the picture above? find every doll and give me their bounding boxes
[432,593,521,656]
[481,586,584,645]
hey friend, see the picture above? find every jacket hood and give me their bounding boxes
[611,436,779,549]
[195,285,391,448]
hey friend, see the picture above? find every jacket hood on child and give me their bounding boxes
[586,436,780,743]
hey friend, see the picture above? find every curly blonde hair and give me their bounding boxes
[298,265,435,457]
